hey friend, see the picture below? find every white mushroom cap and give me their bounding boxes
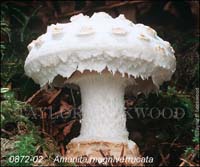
[24,12,176,90]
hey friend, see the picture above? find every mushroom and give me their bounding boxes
[24,12,176,165]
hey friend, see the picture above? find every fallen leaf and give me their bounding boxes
[63,120,76,136]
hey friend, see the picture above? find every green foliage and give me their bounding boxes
[7,134,36,166]
[4,130,59,166]
[126,86,197,165]
[192,128,199,144]
[0,12,10,57]
[0,88,32,129]
[1,87,60,166]
[184,119,199,160]
[5,132,41,166]
[131,86,194,141]
[1,2,40,99]
[184,128,199,158]
[156,26,199,91]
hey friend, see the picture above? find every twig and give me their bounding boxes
[159,148,169,166]
[161,142,186,148]
[99,149,106,158]
[120,144,124,158]
[60,143,65,156]
[1,128,13,136]
[70,88,76,108]
[26,89,42,104]
[51,108,72,117]
[48,89,61,104]
[38,130,54,138]
[56,0,145,19]
[40,110,45,133]
[170,137,179,148]
[180,158,197,166]
[47,106,52,135]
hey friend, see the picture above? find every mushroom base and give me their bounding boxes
[66,141,143,166]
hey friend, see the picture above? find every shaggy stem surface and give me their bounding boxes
[72,73,129,142]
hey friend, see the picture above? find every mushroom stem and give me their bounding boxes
[72,73,129,142]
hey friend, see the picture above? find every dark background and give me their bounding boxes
[1,1,199,166]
